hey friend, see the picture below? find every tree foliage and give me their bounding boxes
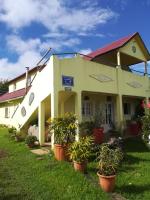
[0,79,9,94]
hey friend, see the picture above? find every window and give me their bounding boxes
[5,107,9,118]
[82,96,92,116]
[123,103,131,115]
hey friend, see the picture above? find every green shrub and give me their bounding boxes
[15,130,26,142]
[141,112,150,142]
[97,143,123,176]
[0,124,8,128]
[69,136,93,163]
[49,113,77,145]
[25,135,37,147]
[8,126,17,139]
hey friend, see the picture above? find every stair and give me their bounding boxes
[11,57,53,129]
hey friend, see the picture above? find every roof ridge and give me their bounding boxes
[85,32,138,60]
[96,32,137,51]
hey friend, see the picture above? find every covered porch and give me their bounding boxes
[35,90,146,145]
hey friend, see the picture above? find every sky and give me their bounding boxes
[0,0,150,80]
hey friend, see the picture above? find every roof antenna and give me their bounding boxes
[36,47,52,67]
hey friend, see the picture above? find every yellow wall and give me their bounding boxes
[120,37,147,61]
[0,98,22,125]
[9,72,36,92]
[53,56,149,99]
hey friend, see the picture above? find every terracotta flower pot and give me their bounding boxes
[73,161,87,173]
[97,172,116,192]
[93,128,104,144]
[54,144,66,161]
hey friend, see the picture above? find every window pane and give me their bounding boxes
[123,103,131,115]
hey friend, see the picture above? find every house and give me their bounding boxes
[0,32,150,146]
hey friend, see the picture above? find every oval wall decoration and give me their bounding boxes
[29,92,35,105]
[21,106,26,117]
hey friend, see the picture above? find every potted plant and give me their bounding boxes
[93,110,105,144]
[69,136,93,173]
[97,143,123,192]
[49,113,77,161]
[25,135,38,148]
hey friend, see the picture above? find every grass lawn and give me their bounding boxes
[88,137,150,200]
[0,128,150,200]
[0,128,108,200]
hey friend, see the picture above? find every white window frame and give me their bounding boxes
[82,100,93,117]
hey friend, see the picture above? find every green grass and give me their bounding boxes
[88,137,150,200]
[0,128,150,200]
[0,128,108,200]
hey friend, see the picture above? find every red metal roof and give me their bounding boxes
[0,88,26,102]
[84,32,138,61]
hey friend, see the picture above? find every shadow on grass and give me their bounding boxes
[123,153,150,165]
[88,165,97,175]
[84,173,99,187]
[0,194,27,200]
[117,184,150,194]
[124,137,149,153]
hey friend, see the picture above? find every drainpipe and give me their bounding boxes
[25,67,29,94]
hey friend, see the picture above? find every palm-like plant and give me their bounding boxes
[69,136,93,163]
[49,113,77,145]
[97,143,123,176]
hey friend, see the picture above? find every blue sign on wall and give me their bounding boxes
[62,76,74,86]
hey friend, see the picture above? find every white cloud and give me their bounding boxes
[0,50,41,79]
[6,34,81,54]
[0,0,117,34]
[0,0,118,79]
[6,35,41,55]
[79,48,92,55]
[0,34,81,79]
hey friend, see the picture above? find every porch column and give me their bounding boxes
[117,51,121,67]
[75,92,82,141]
[116,94,124,130]
[51,91,59,149]
[38,100,45,145]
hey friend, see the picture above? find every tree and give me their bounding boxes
[0,79,9,95]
